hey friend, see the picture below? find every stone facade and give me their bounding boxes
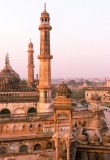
[85,87,110,103]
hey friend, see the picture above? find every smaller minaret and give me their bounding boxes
[27,39,35,85]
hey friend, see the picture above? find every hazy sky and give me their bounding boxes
[0,0,110,79]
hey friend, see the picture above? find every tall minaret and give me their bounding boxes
[27,39,35,85]
[37,4,53,113]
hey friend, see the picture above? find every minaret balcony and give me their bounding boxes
[27,65,35,68]
[39,25,52,30]
[38,55,53,59]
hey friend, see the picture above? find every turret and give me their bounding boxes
[27,39,35,85]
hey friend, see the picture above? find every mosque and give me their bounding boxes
[0,4,110,160]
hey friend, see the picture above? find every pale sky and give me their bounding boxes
[0,0,110,79]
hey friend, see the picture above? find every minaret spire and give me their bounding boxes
[44,3,46,11]
[5,53,9,65]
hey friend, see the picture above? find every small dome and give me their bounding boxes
[0,56,20,90]
[90,133,100,144]
[78,134,88,142]
[103,134,110,144]
[41,4,49,18]
[41,10,49,18]
[91,93,101,101]
[56,82,71,98]
[89,115,107,131]
[28,39,33,48]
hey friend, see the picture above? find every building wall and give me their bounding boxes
[85,90,110,102]
[0,102,37,114]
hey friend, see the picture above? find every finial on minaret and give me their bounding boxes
[5,53,9,65]
[30,38,31,42]
[44,3,46,11]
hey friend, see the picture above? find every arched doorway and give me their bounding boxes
[34,144,41,151]
[28,107,36,113]
[0,147,7,154]
[19,145,28,153]
[1,109,10,114]
[46,142,52,149]
[28,107,37,116]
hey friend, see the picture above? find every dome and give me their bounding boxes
[41,4,49,18]
[89,115,107,131]
[0,56,20,90]
[90,133,100,145]
[28,40,33,48]
[78,134,88,142]
[41,10,49,18]
[56,82,71,98]
[91,93,101,101]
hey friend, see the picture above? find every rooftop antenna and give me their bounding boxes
[44,3,46,11]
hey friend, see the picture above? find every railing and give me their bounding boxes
[0,95,38,102]
[0,112,54,122]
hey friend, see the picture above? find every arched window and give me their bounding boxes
[28,107,37,117]
[34,144,41,151]
[38,124,41,128]
[6,126,9,133]
[0,147,7,154]
[28,107,37,114]
[22,125,25,131]
[19,145,28,153]
[83,121,86,127]
[13,125,17,132]
[46,142,52,149]
[29,124,33,131]
[1,109,10,114]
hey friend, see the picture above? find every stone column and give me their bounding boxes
[66,138,70,160]
[55,138,59,160]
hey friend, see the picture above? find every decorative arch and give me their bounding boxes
[34,143,41,151]
[19,145,28,153]
[56,111,69,118]
[46,142,52,149]
[14,108,25,114]
[1,109,10,114]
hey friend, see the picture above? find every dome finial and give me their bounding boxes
[30,38,31,42]
[44,3,46,11]
[5,53,9,65]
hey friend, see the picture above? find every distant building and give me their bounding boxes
[85,87,110,103]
